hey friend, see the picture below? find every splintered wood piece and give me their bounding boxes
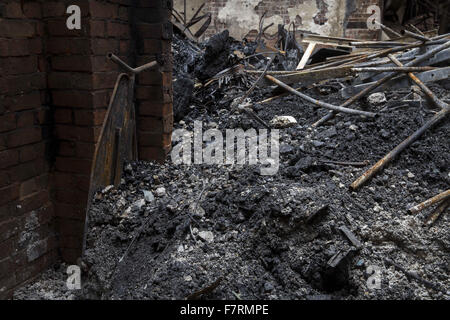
[296,41,316,70]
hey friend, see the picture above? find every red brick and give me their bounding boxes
[6,127,41,148]
[56,125,101,143]
[106,21,130,38]
[92,72,117,90]
[16,111,36,128]
[5,73,46,96]
[54,108,73,124]
[138,114,173,133]
[55,157,92,174]
[46,38,91,55]
[19,178,39,199]
[75,142,96,157]
[89,1,118,19]
[51,90,93,108]
[3,91,42,112]
[139,146,170,163]
[0,219,20,242]
[91,39,119,55]
[136,85,167,101]
[0,275,16,299]
[53,172,90,192]
[0,38,42,57]
[0,184,20,206]
[138,70,172,85]
[58,141,76,157]
[138,132,171,147]
[74,109,106,126]
[60,247,81,264]
[55,189,88,205]
[0,114,17,133]
[23,2,42,19]
[0,172,11,188]
[48,72,93,90]
[46,18,90,37]
[7,158,46,183]
[0,20,35,38]
[138,101,172,117]
[19,144,38,163]
[42,1,67,17]
[57,218,85,238]
[59,235,83,249]
[89,20,105,37]
[51,56,93,72]
[119,40,132,54]
[15,190,49,215]
[0,258,14,279]
[0,150,19,169]
[3,56,38,75]
[4,2,26,18]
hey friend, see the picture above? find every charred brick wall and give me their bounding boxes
[134,0,174,163]
[0,0,57,299]
[345,0,383,40]
[178,0,382,41]
[0,0,173,298]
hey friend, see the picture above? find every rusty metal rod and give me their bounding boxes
[408,24,425,36]
[425,199,449,225]
[388,54,449,110]
[314,40,450,126]
[408,189,450,214]
[311,111,336,127]
[108,53,157,74]
[351,39,447,48]
[350,107,449,190]
[376,21,401,38]
[352,66,435,72]
[401,29,431,42]
[264,74,377,117]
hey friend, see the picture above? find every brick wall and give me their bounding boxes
[0,0,57,299]
[134,0,173,162]
[0,0,173,298]
[345,0,382,40]
[184,0,381,41]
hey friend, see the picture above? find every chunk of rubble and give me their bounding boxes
[143,190,155,203]
[368,92,387,105]
[155,187,166,197]
[270,116,297,128]
[198,231,214,243]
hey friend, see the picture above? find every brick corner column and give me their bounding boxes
[135,0,174,163]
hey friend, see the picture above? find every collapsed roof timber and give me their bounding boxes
[6,0,450,302]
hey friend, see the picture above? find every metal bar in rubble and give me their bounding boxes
[425,199,449,225]
[350,107,449,190]
[340,67,450,98]
[355,46,450,83]
[314,40,450,127]
[351,66,435,73]
[388,54,449,110]
[264,74,377,118]
[408,189,450,214]
[401,29,431,42]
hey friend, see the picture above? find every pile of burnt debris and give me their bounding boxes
[15,20,449,300]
